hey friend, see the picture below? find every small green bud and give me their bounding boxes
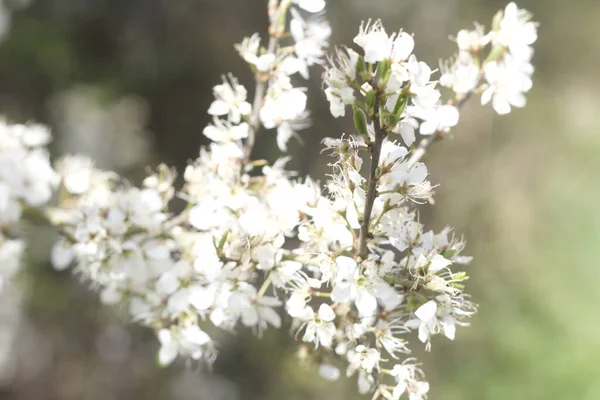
[375,59,391,87]
[484,45,506,64]
[392,93,408,117]
[441,248,457,259]
[379,108,386,128]
[217,230,230,251]
[384,69,393,86]
[365,90,377,116]
[352,105,368,137]
[386,111,399,128]
[356,56,368,81]
[453,271,469,281]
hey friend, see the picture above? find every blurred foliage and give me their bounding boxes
[0,0,599,399]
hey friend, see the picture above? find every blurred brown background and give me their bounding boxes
[1,0,599,399]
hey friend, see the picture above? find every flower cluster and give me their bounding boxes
[440,2,538,114]
[50,85,323,369]
[51,158,223,364]
[47,0,332,369]
[0,120,57,290]
[235,0,330,150]
[301,4,535,397]
[285,136,475,398]
[323,20,459,147]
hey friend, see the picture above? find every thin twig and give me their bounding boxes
[242,0,283,164]
[243,36,278,163]
[357,89,386,260]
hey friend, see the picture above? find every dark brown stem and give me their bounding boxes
[356,90,386,260]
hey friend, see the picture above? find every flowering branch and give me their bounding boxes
[0,2,538,400]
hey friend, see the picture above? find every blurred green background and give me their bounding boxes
[1,0,599,399]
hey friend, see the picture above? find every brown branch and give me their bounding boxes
[356,90,387,260]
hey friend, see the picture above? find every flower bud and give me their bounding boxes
[375,59,392,87]
[392,93,408,117]
[385,111,399,128]
[365,90,377,116]
[356,55,369,81]
[352,105,369,137]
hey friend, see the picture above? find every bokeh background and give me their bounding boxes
[0,0,598,399]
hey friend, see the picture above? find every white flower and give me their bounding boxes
[406,300,438,348]
[228,283,282,332]
[481,56,533,115]
[207,74,252,124]
[389,364,430,400]
[390,32,414,62]
[290,9,331,76]
[187,284,217,312]
[323,47,360,118]
[347,345,380,376]
[254,53,277,72]
[252,236,284,270]
[302,304,337,348]
[203,118,249,143]
[244,296,282,331]
[413,104,460,135]
[286,292,312,319]
[354,20,391,63]
[235,34,277,72]
[375,320,409,359]
[292,0,325,13]
[406,55,433,89]
[235,33,261,63]
[20,149,56,206]
[389,365,410,399]
[260,87,308,130]
[276,112,311,151]
[494,2,538,62]
[379,141,408,167]
[404,57,442,110]
[0,120,57,222]
[456,24,491,53]
[157,324,212,366]
[329,47,360,81]
[357,372,375,394]
[440,51,481,95]
[428,254,453,273]
[324,86,354,118]
[17,123,51,147]
[330,256,380,317]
